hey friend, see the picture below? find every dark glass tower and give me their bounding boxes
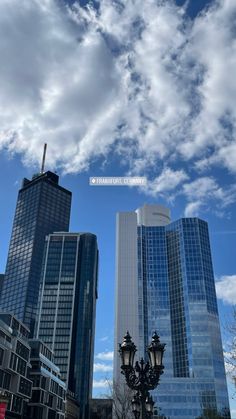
[1,171,71,333]
[36,232,98,419]
[114,205,230,419]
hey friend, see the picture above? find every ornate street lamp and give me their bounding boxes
[119,331,165,419]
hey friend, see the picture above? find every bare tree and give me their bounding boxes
[104,379,134,419]
[224,306,236,384]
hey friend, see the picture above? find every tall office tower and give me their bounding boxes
[114,204,230,419]
[1,171,71,333]
[36,232,98,419]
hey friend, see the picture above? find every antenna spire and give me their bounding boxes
[41,143,47,174]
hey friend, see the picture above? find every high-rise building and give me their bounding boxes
[36,232,98,419]
[114,204,230,419]
[1,171,71,333]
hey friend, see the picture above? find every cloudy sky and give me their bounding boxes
[0,0,236,413]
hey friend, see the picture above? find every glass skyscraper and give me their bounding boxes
[114,204,230,419]
[1,171,71,333]
[36,232,98,419]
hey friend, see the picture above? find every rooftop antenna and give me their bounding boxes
[41,143,47,174]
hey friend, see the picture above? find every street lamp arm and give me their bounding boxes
[121,363,164,392]
[121,366,141,390]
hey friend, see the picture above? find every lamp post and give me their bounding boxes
[119,331,165,419]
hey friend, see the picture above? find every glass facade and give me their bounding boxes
[0,171,71,334]
[36,233,98,419]
[138,217,230,418]
[114,206,230,419]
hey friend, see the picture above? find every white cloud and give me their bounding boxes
[216,275,236,305]
[184,201,203,217]
[94,363,113,373]
[100,336,109,342]
[183,177,218,200]
[182,177,236,216]
[93,379,112,389]
[180,0,236,168]
[0,0,236,213]
[95,351,114,361]
[141,167,188,198]
[0,0,122,171]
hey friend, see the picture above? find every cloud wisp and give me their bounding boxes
[216,275,236,305]
[93,378,112,389]
[94,362,113,372]
[0,0,236,214]
[95,351,114,361]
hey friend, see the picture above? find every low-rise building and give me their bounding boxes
[0,313,32,418]
[0,313,66,419]
[90,398,112,419]
[27,339,66,419]
[65,391,80,419]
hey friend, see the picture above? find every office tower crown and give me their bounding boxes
[136,204,171,226]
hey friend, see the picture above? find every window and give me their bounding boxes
[10,353,17,371]
[31,390,41,403]
[41,376,46,389]
[16,341,30,361]
[19,377,32,397]
[0,348,4,365]
[32,375,40,387]
[3,372,11,390]
[17,357,26,375]
[47,394,53,407]
[11,395,22,413]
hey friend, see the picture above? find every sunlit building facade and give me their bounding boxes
[0,171,71,334]
[114,204,230,419]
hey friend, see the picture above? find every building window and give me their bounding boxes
[0,348,4,365]
[47,394,53,407]
[3,372,11,390]
[41,376,46,389]
[11,395,22,413]
[17,357,26,375]
[10,353,17,371]
[19,377,32,397]
[31,390,41,403]
[32,375,40,387]
[16,341,30,361]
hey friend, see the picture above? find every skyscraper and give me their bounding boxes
[114,204,230,419]
[1,171,71,333]
[36,232,98,419]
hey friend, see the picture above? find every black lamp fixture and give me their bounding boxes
[147,332,165,369]
[119,331,137,368]
[119,331,165,419]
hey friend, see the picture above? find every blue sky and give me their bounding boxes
[0,0,236,414]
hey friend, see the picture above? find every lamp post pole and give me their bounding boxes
[119,331,165,419]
